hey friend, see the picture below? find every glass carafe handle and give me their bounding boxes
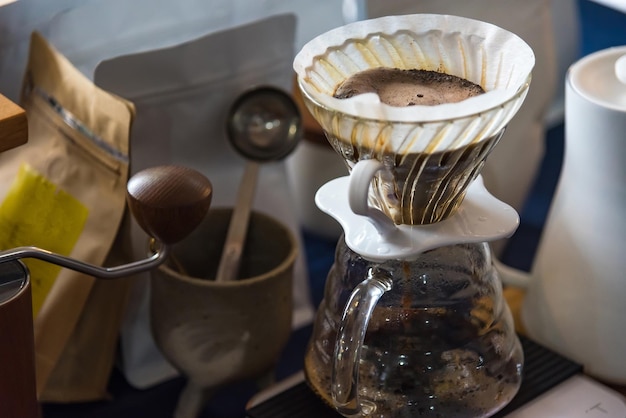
[332,268,393,417]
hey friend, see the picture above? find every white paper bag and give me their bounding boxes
[94,14,315,389]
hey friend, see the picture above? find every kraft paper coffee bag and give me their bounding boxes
[0,32,134,401]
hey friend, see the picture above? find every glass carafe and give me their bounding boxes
[305,238,522,418]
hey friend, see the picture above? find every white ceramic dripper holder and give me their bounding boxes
[316,160,520,262]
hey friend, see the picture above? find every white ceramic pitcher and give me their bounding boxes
[498,46,626,384]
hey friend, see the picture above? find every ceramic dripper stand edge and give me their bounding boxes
[0,164,213,279]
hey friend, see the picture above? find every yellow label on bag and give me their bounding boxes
[0,163,88,317]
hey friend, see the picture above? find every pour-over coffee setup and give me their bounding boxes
[10,13,532,418]
[290,13,535,418]
[6,10,622,418]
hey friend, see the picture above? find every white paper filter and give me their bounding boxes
[293,14,535,153]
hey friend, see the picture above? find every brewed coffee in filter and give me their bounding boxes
[294,14,534,224]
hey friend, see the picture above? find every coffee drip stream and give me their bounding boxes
[293,14,535,418]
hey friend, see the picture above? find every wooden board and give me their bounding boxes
[0,93,28,152]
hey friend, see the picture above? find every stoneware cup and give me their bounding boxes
[150,208,297,418]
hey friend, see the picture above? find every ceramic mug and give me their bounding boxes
[150,208,297,418]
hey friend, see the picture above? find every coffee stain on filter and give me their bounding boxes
[0,163,88,316]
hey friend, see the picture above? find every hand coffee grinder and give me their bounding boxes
[293,14,535,418]
[0,160,212,418]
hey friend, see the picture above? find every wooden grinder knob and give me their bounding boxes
[126,165,213,245]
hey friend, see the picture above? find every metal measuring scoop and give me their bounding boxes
[215,86,302,282]
[0,165,212,278]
